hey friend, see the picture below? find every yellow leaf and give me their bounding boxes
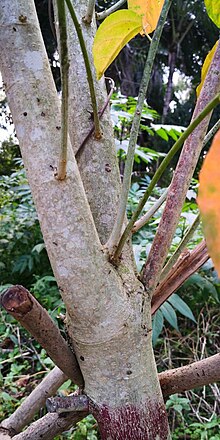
[204,0,220,28]
[196,41,218,97]
[128,0,165,34]
[93,10,142,80]
[198,128,220,274]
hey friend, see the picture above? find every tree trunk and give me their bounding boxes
[0,0,170,438]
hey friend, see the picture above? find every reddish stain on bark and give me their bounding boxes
[91,400,169,440]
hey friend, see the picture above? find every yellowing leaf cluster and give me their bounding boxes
[93,0,165,79]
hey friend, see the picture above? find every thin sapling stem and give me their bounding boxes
[113,93,220,262]
[96,0,127,21]
[56,0,69,180]
[64,0,101,139]
[160,213,201,282]
[106,0,172,258]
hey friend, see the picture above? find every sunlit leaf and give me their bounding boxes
[93,10,142,79]
[128,0,165,34]
[198,128,220,275]
[204,0,220,28]
[196,40,218,97]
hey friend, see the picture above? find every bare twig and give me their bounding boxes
[1,367,67,435]
[96,0,127,20]
[112,93,220,262]
[132,187,169,234]
[142,39,220,293]
[160,213,201,282]
[202,117,220,147]
[159,353,220,397]
[75,78,115,159]
[106,0,172,260]
[151,240,209,315]
[0,285,83,387]
[64,0,101,139]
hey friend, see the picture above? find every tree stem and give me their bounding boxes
[96,0,127,20]
[106,0,172,258]
[132,187,169,233]
[160,213,201,282]
[64,0,101,139]
[113,93,220,262]
[83,0,95,24]
[56,0,69,180]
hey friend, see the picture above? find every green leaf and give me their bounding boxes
[160,302,179,331]
[32,243,45,253]
[204,0,220,27]
[93,10,142,79]
[168,293,197,323]
[152,309,164,345]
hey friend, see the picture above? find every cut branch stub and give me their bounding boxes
[46,394,89,414]
[0,285,83,387]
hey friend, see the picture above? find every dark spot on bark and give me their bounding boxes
[18,15,27,23]
[52,241,58,246]
[13,27,17,31]
[196,373,200,377]
[202,369,205,376]
[105,163,111,172]
[23,112,27,116]
[108,270,111,274]
[41,112,45,117]
[37,98,40,103]
[56,126,61,130]
[127,370,132,375]
[80,356,85,361]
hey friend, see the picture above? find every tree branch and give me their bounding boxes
[64,0,101,139]
[151,240,209,315]
[1,367,67,435]
[12,411,87,440]
[132,187,169,234]
[106,0,172,259]
[159,353,220,397]
[75,78,115,159]
[112,93,220,262]
[142,39,220,293]
[0,285,83,386]
[96,0,127,20]
[56,0,69,180]
[160,213,201,282]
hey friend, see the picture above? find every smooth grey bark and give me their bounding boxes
[65,0,123,244]
[0,1,170,438]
